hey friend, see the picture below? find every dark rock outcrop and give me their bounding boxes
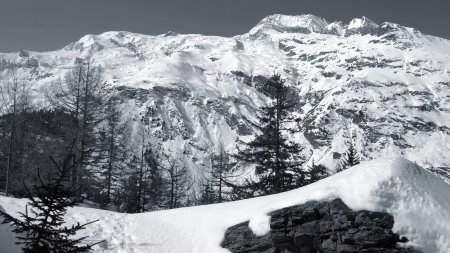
[221,199,421,253]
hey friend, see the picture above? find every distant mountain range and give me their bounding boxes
[1,14,449,179]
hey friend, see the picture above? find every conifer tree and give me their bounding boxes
[206,145,236,203]
[144,147,164,210]
[118,123,164,212]
[235,74,305,196]
[161,153,193,209]
[0,63,32,196]
[94,96,128,209]
[337,141,360,172]
[307,159,329,184]
[199,182,216,205]
[120,156,145,213]
[0,146,99,253]
[46,59,108,194]
[120,128,150,213]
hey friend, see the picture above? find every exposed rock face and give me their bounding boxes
[221,199,421,253]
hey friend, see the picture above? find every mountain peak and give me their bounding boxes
[249,14,329,36]
[348,16,379,29]
[248,14,401,38]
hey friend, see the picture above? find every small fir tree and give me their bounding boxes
[0,147,99,253]
[307,159,329,184]
[337,142,360,172]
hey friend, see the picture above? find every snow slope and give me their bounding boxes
[1,157,449,253]
[1,14,450,180]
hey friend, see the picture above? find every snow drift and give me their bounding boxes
[0,157,449,253]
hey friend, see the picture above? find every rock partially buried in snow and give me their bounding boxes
[221,198,421,253]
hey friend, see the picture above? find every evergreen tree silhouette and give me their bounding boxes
[307,159,329,184]
[235,74,305,196]
[199,182,216,205]
[0,145,100,253]
[206,146,236,203]
[337,141,360,172]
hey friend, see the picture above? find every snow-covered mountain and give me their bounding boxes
[1,14,450,178]
[1,158,449,252]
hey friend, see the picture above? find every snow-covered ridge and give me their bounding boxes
[249,14,329,35]
[248,14,421,38]
[347,16,378,29]
[0,14,450,181]
[1,158,449,252]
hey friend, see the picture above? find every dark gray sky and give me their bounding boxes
[1,0,449,52]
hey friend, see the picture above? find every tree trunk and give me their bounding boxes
[4,72,18,196]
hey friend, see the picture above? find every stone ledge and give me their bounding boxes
[221,198,421,253]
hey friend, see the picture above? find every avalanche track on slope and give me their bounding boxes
[1,157,449,253]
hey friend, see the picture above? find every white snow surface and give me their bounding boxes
[1,157,449,253]
[1,14,450,179]
[347,16,379,30]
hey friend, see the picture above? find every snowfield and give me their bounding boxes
[1,157,449,253]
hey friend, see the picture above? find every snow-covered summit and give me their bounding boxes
[249,14,329,35]
[1,158,449,252]
[348,16,379,30]
[248,14,422,39]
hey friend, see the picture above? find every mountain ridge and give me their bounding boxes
[3,14,447,54]
[0,14,449,180]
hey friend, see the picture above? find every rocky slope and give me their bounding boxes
[0,14,449,178]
